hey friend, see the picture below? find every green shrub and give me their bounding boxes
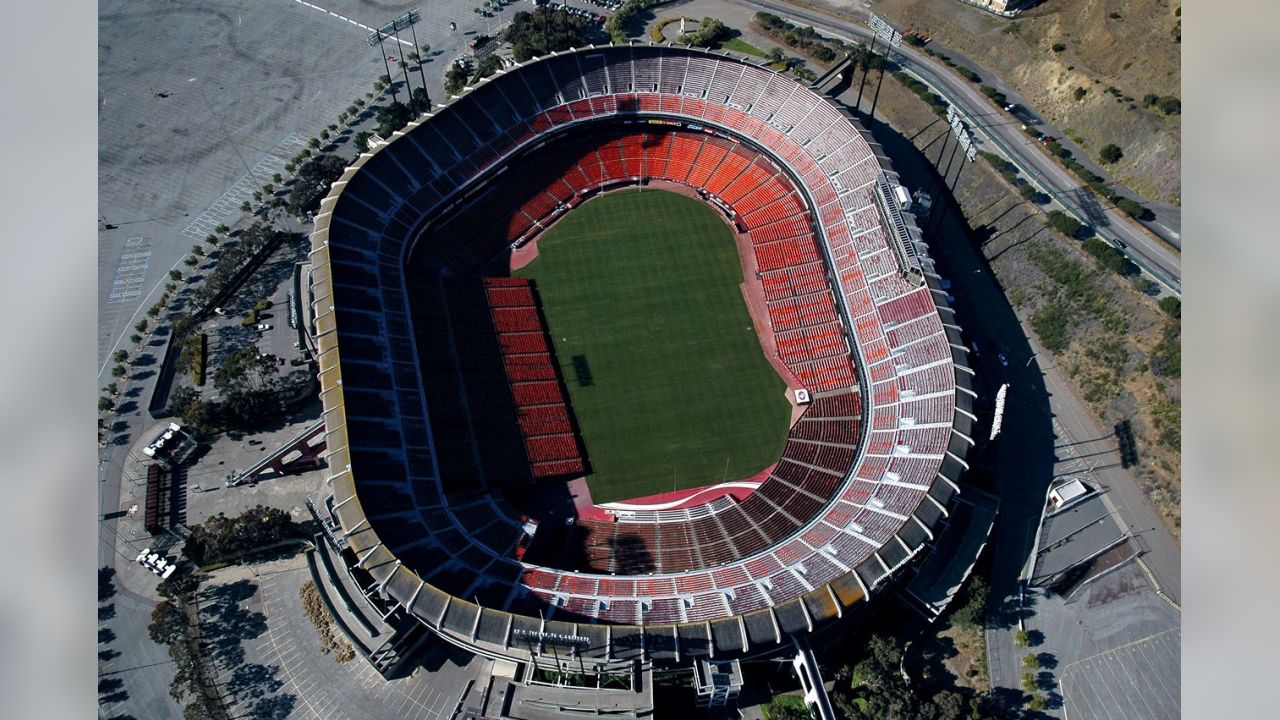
[1047,210,1090,239]
[1158,296,1181,319]
[1116,198,1149,219]
[1082,237,1136,275]
[1031,303,1072,353]
[1052,42,1066,52]
[956,66,980,83]
[1099,143,1124,163]
[950,575,990,628]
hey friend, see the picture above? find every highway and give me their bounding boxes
[727,0,1182,292]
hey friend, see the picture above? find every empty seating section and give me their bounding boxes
[321,47,961,627]
[482,279,584,479]
[877,287,936,326]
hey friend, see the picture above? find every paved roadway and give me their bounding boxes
[724,0,1182,292]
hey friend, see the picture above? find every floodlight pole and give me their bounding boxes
[394,27,413,102]
[854,35,878,113]
[867,46,894,122]
[924,124,952,200]
[924,138,961,239]
[410,19,429,105]
[375,32,400,104]
[867,48,887,123]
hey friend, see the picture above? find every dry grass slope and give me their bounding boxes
[828,0,1182,203]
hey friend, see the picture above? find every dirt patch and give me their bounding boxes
[508,238,540,272]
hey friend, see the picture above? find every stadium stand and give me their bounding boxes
[310,45,973,664]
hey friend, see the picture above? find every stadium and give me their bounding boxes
[308,43,975,706]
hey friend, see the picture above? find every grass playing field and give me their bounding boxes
[514,188,791,504]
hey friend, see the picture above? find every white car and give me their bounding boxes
[255,323,271,331]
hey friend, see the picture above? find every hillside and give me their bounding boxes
[826,0,1182,203]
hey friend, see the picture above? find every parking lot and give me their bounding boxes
[98,0,532,372]
[204,557,491,720]
[1060,627,1180,720]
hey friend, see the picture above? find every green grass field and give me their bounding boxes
[515,189,790,504]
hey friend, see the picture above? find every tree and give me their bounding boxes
[444,61,470,95]
[113,349,129,364]
[506,8,591,61]
[184,505,295,566]
[1159,296,1181,319]
[1073,86,1088,101]
[375,101,414,136]
[157,566,199,601]
[105,382,118,396]
[1116,197,1152,220]
[410,86,431,115]
[240,200,252,213]
[950,574,990,628]
[923,690,966,720]
[764,695,810,720]
[1052,42,1066,52]
[182,696,221,720]
[135,319,149,333]
[287,154,348,217]
[148,600,188,646]
[215,224,230,234]
[681,17,728,48]
[1099,143,1124,163]
[1022,653,1041,669]
[214,346,285,429]
[98,396,115,413]
[1047,209,1091,239]
[1015,628,1030,647]
[111,365,127,378]
[1157,96,1181,115]
[354,131,374,152]
[169,385,200,415]
[169,386,218,434]
[169,269,183,281]
[473,55,503,83]
[1083,237,1136,275]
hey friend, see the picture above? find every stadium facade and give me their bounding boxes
[308,44,975,686]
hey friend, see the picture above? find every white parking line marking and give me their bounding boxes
[287,0,413,45]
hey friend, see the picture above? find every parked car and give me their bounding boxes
[255,323,271,331]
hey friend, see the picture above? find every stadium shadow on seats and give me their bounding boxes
[856,110,1058,634]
